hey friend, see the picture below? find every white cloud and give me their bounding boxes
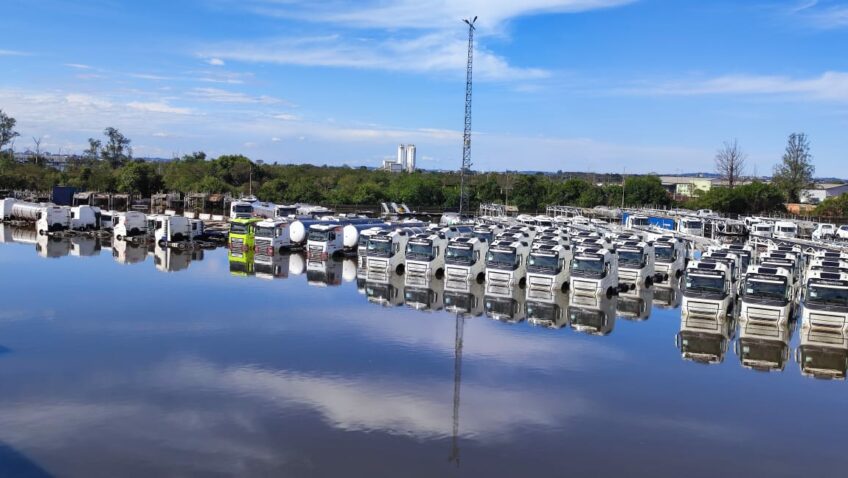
[787,0,848,29]
[621,71,848,102]
[201,33,549,81]
[272,113,300,121]
[0,49,29,56]
[189,87,283,104]
[64,63,92,70]
[238,0,635,31]
[127,101,193,115]
[271,137,281,142]
[205,57,226,66]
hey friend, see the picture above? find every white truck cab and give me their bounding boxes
[444,236,488,283]
[739,265,795,326]
[36,206,71,234]
[682,261,735,319]
[812,223,837,241]
[625,214,650,229]
[255,254,290,279]
[306,258,343,287]
[70,205,99,231]
[773,221,798,239]
[653,236,687,279]
[838,225,848,240]
[800,269,848,336]
[751,221,774,238]
[153,215,192,245]
[569,247,620,297]
[615,240,656,288]
[471,224,502,243]
[567,293,617,336]
[677,217,704,236]
[306,224,345,259]
[525,242,572,293]
[111,236,147,264]
[484,239,530,289]
[113,211,147,239]
[366,229,411,279]
[229,200,254,219]
[405,232,447,278]
[254,218,292,256]
[653,276,683,309]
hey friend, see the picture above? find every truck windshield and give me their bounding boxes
[528,253,559,271]
[743,278,787,300]
[685,274,725,294]
[407,242,435,260]
[486,250,517,269]
[473,231,494,242]
[807,285,848,307]
[234,205,252,213]
[308,230,331,242]
[618,250,645,268]
[571,257,604,277]
[368,239,392,257]
[684,221,702,229]
[446,246,473,264]
[655,246,675,263]
[632,218,648,226]
[779,226,796,233]
[230,223,250,235]
[255,226,276,238]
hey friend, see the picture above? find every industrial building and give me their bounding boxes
[382,144,416,173]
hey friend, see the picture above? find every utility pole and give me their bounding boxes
[448,311,465,467]
[459,16,477,217]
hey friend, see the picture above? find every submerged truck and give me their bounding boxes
[653,236,687,279]
[306,224,345,259]
[682,261,736,319]
[254,218,292,257]
[739,265,795,326]
[484,239,530,289]
[525,242,571,293]
[799,269,848,336]
[405,232,447,278]
[112,211,147,239]
[569,247,620,297]
[228,217,262,253]
[567,293,617,336]
[444,236,488,283]
[615,240,656,288]
[366,229,411,278]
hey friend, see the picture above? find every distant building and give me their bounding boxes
[659,175,758,200]
[800,183,848,204]
[383,144,417,173]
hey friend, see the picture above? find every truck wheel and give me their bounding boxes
[645,277,653,288]
[279,247,286,255]
[116,235,123,241]
[606,287,615,298]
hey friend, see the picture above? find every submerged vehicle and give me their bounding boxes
[682,261,735,319]
[484,284,526,324]
[569,247,620,297]
[405,232,447,278]
[739,266,795,326]
[567,293,617,336]
[653,236,687,279]
[403,276,445,312]
[306,224,345,259]
[735,320,793,372]
[254,218,292,257]
[366,229,411,278]
[525,242,571,293]
[617,286,654,321]
[615,240,656,288]
[112,211,147,239]
[228,217,262,253]
[676,312,736,365]
[444,236,488,283]
[799,269,848,336]
[526,290,569,329]
[485,239,530,289]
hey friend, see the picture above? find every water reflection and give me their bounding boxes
[484,284,526,324]
[525,290,569,329]
[111,237,147,265]
[676,313,736,365]
[617,286,653,321]
[653,277,682,309]
[444,279,485,317]
[568,293,616,336]
[735,320,794,372]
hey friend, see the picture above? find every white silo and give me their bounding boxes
[397,144,406,166]
[405,144,416,172]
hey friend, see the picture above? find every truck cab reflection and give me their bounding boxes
[526,289,569,329]
[484,284,526,324]
[306,258,343,287]
[255,253,290,279]
[403,276,444,312]
[112,237,147,264]
[676,313,736,365]
[227,250,254,276]
[735,320,793,372]
[365,271,405,307]
[568,293,616,335]
[617,286,653,321]
[70,236,101,257]
[36,234,71,258]
[653,277,682,309]
[795,328,848,380]
[444,279,485,317]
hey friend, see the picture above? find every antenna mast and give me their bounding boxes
[459,16,476,217]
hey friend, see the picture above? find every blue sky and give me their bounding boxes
[1,0,847,176]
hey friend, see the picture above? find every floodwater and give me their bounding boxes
[0,228,847,477]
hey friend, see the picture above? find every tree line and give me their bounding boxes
[0,108,834,215]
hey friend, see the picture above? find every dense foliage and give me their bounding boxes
[683,181,786,215]
[815,194,848,217]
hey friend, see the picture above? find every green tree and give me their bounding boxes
[546,178,589,205]
[624,175,671,207]
[101,127,132,167]
[510,175,548,211]
[772,132,814,202]
[474,176,502,203]
[115,160,163,196]
[815,194,848,217]
[0,110,20,151]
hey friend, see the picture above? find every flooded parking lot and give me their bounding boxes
[1,233,847,477]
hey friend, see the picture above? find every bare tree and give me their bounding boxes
[32,136,42,166]
[714,138,747,189]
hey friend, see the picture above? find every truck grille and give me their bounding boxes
[487,271,512,286]
[744,306,781,322]
[527,274,554,291]
[406,262,428,276]
[446,266,469,281]
[571,279,599,295]
[619,270,638,282]
[685,300,720,319]
[808,313,846,330]
[307,245,324,259]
